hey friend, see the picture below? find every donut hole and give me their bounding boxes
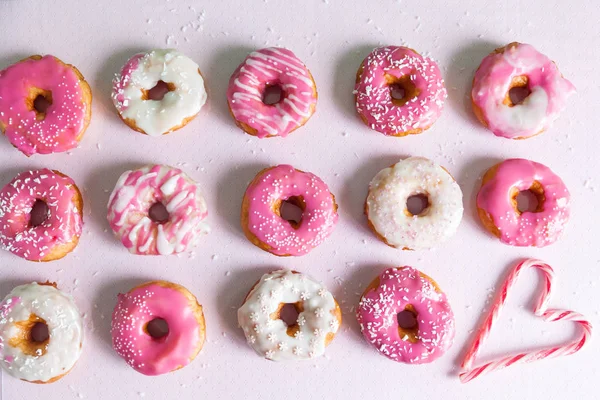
[30,321,50,343]
[29,199,49,227]
[262,83,284,105]
[513,183,545,214]
[26,88,53,120]
[506,75,531,106]
[397,305,419,343]
[277,196,306,229]
[8,314,50,356]
[143,80,176,101]
[271,302,304,338]
[405,193,430,217]
[148,202,169,224]
[386,74,420,107]
[145,318,169,340]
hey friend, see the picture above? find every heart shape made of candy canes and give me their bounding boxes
[459,259,592,383]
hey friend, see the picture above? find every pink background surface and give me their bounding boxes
[1,0,599,399]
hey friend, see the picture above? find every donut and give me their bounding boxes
[112,49,207,136]
[241,165,338,256]
[111,280,206,376]
[476,158,571,247]
[0,282,84,383]
[354,46,447,137]
[471,42,575,139]
[107,165,209,255]
[357,267,455,364]
[365,157,463,250]
[0,169,83,261]
[0,55,92,156]
[226,47,317,138]
[238,270,342,361]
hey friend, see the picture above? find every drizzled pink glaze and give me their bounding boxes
[0,169,83,261]
[477,159,570,247]
[0,55,89,156]
[356,267,455,364]
[243,165,338,256]
[354,46,447,136]
[107,165,209,255]
[472,43,575,139]
[226,47,317,138]
[111,282,204,376]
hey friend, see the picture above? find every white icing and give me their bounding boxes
[0,283,83,382]
[113,49,207,136]
[366,157,463,250]
[238,270,339,361]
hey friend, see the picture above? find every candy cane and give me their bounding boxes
[459,259,592,383]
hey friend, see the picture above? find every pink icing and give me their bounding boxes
[354,46,447,136]
[356,267,455,364]
[0,169,83,261]
[112,53,143,112]
[111,283,203,376]
[226,47,317,138]
[107,165,209,255]
[0,55,89,156]
[243,165,338,256]
[472,43,575,139]
[477,158,570,247]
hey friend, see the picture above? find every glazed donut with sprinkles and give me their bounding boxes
[0,169,83,261]
[0,282,84,383]
[238,270,342,361]
[357,267,455,364]
[0,55,92,156]
[354,46,447,136]
[111,280,206,375]
[241,165,338,256]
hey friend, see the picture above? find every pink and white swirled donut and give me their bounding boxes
[477,158,571,247]
[357,267,455,364]
[472,42,575,139]
[107,165,209,255]
[354,46,447,136]
[241,165,338,256]
[227,47,317,138]
[0,169,83,261]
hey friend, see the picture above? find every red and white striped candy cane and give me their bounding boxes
[459,259,592,383]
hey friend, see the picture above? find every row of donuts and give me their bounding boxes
[0,42,574,156]
[0,156,570,262]
[0,265,452,382]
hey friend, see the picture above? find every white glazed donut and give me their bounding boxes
[112,49,207,136]
[107,165,210,255]
[365,157,463,250]
[238,270,341,361]
[0,282,83,383]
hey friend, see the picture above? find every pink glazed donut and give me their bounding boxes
[477,158,571,247]
[0,55,92,156]
[357,267,455,364]
[0,169,83,261]
[226,47,317,138]
[472,42,575,139]
[111,281,206,376]
[354,46,447,136]
[107,165,209,255]
[241,165,338,256]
